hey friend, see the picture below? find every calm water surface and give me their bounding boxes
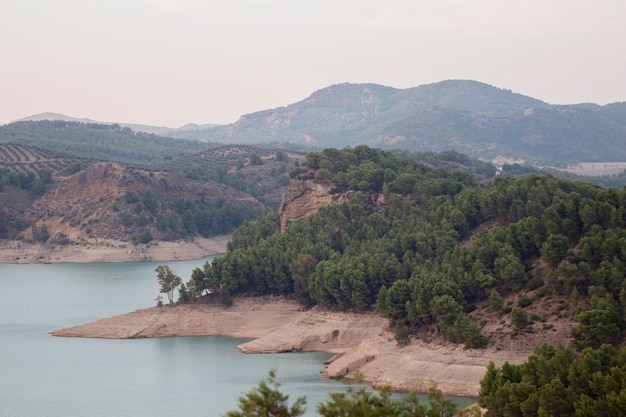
[0,257,473,416]
[0,258,341,417]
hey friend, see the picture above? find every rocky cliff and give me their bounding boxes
[278,176,350,232]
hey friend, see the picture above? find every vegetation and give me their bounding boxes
[0,123,300,206]
[173,146,626,351]
[0,143,85,179]
[225,370,473,417]
[155,145,299,207]
[225,369,306,417]
[479,344,626,417]
[155,265,182,305]
[0,138,297,241]
[0,120,210,164]
[120,191,265,243]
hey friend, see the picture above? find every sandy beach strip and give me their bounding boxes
[0,235,230,264]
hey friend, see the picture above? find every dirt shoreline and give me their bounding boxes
[0,235,231,264]
[52,297,531,398]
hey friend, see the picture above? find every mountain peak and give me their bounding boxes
[11,112,98,124]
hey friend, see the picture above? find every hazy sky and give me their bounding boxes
[1,0,625,127]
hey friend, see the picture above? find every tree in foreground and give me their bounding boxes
[225,370,473,417]
[155,264,182,305]
[317,382,460,417]
[479,343,626,417]
[225,369,306,417]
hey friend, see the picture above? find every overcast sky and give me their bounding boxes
[1,0,625,127]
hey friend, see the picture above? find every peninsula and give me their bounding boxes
[52,296,569,398]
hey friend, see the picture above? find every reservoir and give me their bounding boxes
[0,257,474,416]
[0,257,343,416]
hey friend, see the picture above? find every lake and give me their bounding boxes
[0,257,474,416]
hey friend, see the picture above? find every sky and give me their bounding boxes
[1,0,625,128]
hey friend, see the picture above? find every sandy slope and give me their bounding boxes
[52,297,529,397]
[0,235,230,263]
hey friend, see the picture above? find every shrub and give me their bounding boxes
[511,307,528,327]
[518,296,533,308]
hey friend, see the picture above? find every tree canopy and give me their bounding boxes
[177,146,626,350]
[479,344,626,417]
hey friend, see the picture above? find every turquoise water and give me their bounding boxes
[0,258,474,416]
[0,258,343,417]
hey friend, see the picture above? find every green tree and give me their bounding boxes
[289,253,316,306]
[317,385,421,417]
[511,307,528,328]
[572,289,622,350]
[155,265,182,305]
[38,167,53,184]
[487,289,504,312]
[249,151,264,166]
[225,369,306,417]
[540,234,570,267]
[136,227,153,244]
[480,344,626,417]
[177,282,190,303]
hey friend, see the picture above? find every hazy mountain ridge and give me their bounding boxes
[184,80,625,167]
[380,104,626,165]
[7,79,626,168]
[201,80,543,147]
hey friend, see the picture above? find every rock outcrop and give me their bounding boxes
[278,176,350,232]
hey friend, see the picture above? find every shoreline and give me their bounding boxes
[0,235,231,264]
[51,297,531,398]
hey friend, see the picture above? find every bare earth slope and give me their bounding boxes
[52,297,531,397]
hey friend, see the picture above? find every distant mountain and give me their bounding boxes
[182,80,548,145]
[10,80,626,167]
[379,104,626,166]
[11,112,99,124]
[10,112,201,136]
[181,80,626,167]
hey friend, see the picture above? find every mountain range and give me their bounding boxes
[9,80,626,167]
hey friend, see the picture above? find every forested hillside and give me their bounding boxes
[187,146,626,353]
